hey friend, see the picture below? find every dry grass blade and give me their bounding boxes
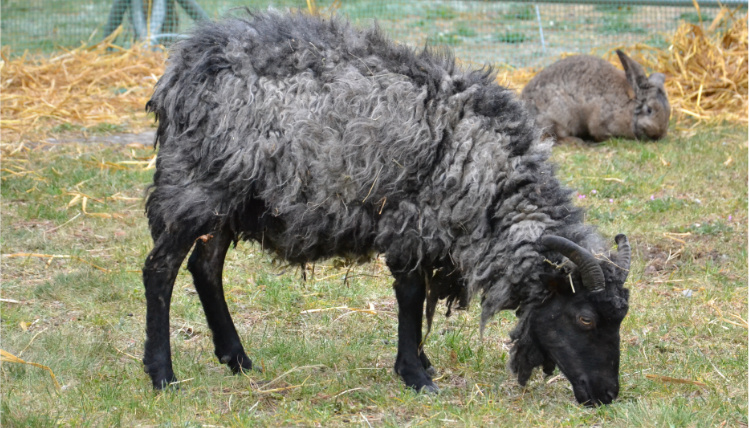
[0,349,61,390]
[300,306,350,314]
[300,303,383,316]
[113,346,141,361]
[646,373,707,387]
[306,0,341,17]
[255,375,312,394]
[255,364,327,392]
[707,301,749,329]
[333,387,365,399]
[729,313,748,329]
[2,252,111,272]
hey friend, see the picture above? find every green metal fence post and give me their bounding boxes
[102,0,132,39]
[130,0,147,41]
[149,0,168,40]
[176,0,210,22]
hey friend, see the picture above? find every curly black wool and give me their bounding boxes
[145,9,606,329]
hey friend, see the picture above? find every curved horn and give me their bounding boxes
[615,234,631,276]
[541,235,606,292]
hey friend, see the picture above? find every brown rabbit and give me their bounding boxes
[521,50,670,143]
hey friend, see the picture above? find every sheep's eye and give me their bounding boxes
[578,315,594,327]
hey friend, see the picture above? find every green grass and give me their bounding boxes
[679,11,713,25]
[600,14,647,35]
[642,33,670,50]
[503,4,536,21]
[50,123,85,133]
[2,124,747,426]
[594,4,636,14]
[425,5,458,21]
[494,31,529,44]
[50,122,127,135]
[429,32,462,47]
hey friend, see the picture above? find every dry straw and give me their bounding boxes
[631,7,748,124]
[0,349,61,390]
[1,8,746,144]
[1,27,167,143]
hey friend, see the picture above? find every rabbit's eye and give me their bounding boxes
[643,105,653,115]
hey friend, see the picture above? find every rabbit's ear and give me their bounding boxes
[648,72,666,88]
[616,50,648,94]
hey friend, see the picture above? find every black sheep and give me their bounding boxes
[142,10,632,405]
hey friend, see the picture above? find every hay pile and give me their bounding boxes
[632,7,748,124]
[1,30,167,143]
[0,8,746,144]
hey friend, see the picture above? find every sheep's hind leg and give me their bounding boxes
[392,269,439,393]
[143,233,195,389]
[187,228,253,375]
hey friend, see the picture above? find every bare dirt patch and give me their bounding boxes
[639,242,682,276]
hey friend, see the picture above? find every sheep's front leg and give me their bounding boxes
[392,270,439,393]
[142,234,194,389]
[420,349,436,377]
[187,228,252,374]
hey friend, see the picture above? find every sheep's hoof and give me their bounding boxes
[145,361,178,391]
[151,374,178,390]
[221,352,255,374]
[419,382,440,394]
[403,375,440,394]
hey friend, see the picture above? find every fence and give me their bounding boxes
[1,1,745,67]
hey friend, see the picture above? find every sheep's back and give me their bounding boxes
[146,11,471,261]
[145,9,563,283]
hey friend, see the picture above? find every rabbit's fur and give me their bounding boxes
[521,50,670,143]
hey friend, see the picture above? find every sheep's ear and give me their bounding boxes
[540,272,575,296]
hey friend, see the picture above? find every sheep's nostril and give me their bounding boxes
[600,389,617,404]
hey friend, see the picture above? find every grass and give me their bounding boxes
[3,1,715,69]
[503,4,536,21]
[679,11,713,25]
[494,31,529,44]
[424,5,458,21]
[594,5,646,35]
[1,122,746,426]
[50,122,127,135]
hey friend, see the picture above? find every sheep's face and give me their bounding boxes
[529,277,629,406]
[510,234,631,406]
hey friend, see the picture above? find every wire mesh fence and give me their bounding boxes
[1,1,745,67]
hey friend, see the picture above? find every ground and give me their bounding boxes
[1,123,746,426]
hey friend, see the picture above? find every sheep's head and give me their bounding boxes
[510,234,631,406]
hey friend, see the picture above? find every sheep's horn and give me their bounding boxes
[541,235,606,292]
[615,234,631,276]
